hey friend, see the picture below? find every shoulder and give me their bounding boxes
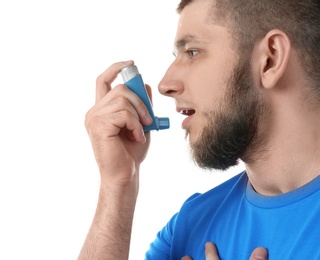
[180,171,248,211]
[144,172,247,259]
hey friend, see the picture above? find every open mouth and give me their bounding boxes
[179,109,195,116]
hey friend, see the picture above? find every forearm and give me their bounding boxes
[79,60,150,259]
[78,183,138,260]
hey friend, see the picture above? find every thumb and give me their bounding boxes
[249,247,268,260]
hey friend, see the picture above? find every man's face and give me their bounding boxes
[158,0,265,170]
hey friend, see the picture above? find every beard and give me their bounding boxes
[189,54,266,171]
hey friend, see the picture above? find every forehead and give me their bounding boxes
[177,0,212,34]
[176,0,220,44]
[175,0,230,49]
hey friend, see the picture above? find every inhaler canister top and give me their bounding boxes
[121,65,139,82]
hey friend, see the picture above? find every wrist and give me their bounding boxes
[99,174,139,208]
[100,163,140,191]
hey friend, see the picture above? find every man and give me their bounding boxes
[79,0,320,259]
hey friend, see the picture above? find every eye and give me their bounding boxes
[186,49,199,58]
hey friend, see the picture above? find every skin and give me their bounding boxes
[79,0,320,258]
[159,0,320,195]
[181,243,268,260]
[78,60,152,259]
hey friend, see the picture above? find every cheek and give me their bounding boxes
[192,65,232,107]
[194,78,228,114]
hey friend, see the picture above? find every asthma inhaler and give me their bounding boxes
[120,65,170,132]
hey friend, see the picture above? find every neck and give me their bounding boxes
[245,90,320,196]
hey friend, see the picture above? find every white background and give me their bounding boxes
[0,1,244,259]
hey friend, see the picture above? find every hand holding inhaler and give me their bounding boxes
[120,65,170,132]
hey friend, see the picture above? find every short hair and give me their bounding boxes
[177,0,320,95]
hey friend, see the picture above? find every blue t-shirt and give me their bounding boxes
[145,172,320,259]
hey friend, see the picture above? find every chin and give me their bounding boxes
[184,129,199,146]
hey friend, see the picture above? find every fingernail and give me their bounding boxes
[144,113,153,125]
[253,249,268,260]
[141,129,146,143]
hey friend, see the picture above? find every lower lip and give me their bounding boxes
[181,114,194,129]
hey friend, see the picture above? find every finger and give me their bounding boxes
[181,256,192,260]
[205,242,220,260]
[249,247,268,260]
[145,84,153,105]
[88,105,145,143]
[95,60,134,104]
[94,89,140,122]
[114,110,146,143]
[97,84,153,126]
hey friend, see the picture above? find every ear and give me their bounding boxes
[256,30,291,89]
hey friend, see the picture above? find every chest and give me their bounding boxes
[171,198,320,259]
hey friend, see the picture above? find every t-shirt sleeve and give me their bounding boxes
[144,212,178,260]
[144,193,201,259]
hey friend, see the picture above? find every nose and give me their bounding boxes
[158,62,184,98]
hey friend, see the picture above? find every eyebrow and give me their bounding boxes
[174,34,201,50]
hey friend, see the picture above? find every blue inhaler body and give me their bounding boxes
[120,65,170,132]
